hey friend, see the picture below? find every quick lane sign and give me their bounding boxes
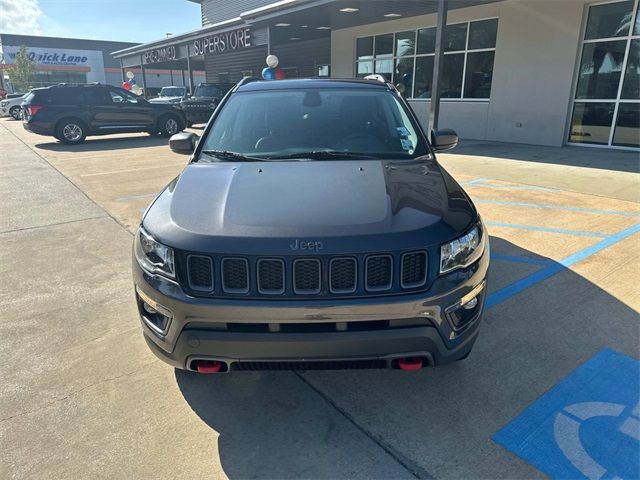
[192,28,251,56]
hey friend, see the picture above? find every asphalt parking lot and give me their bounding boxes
[1,117,639,479]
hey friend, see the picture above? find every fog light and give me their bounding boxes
[462,297,478,310]
[445,282,485,331]
[136,288,173,336]
[142,302,158,315]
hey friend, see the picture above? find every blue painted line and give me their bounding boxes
[475,183,558,192]
[464,179,559,192]
[460,178,488,187]
[486,223,640,309]
[491,254,554,266]
[475,199,640,217]
[486,221,608,238]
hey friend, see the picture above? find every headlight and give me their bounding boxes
[440,224,485,274]
[134,226,175,278]
[0,101,6,107]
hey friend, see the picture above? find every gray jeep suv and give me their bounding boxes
[133,78,489,374]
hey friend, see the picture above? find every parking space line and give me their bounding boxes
[486,221,608,238]
[486,223,640,309]
[475,199,640,217]
[116,193,158,202]
[80,163,184,177]
[462,178,558,192]
[460,178,489,187]
[491,254,554,266]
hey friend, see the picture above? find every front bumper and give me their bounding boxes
[182,110,213,124]
[133,249,489,371]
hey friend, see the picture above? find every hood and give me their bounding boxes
[149,96,181,104]
[143,159,477,255]
[182,96,215,103]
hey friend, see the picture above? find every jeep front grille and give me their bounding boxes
[179,249,430,299]
[329,257,357,293]
[221,258,249,293]
[293,259,321,294]
[365,255,393,291]
[401,251,428,288]
[187,255,214,291]
[257,259,285,294]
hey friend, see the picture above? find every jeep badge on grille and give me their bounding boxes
[290,240,323,252]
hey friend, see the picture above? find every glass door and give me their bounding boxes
[569,0,640,149]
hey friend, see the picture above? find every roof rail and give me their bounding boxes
[234,76,261,90]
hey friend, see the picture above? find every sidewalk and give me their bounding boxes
[440,140,639,203]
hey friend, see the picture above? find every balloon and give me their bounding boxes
[402,73,412,87]
[126,71,135,80]
[266,54,279,68]
[261,67,275,80]
[129,79,136,85]
[122,82,131,90]
[274,68,286,80]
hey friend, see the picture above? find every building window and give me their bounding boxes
[354,18,498,100]
[569,0,639,149]
[30,71,87,88]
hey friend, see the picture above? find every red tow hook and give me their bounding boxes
[398,357,423,371]
[196,360,223,374]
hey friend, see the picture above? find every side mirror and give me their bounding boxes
[169,132,198,155]
[430,128,458,152]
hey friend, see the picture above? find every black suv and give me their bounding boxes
[22,84,187,144]
[179,82,231,126]
[134,78,489,374]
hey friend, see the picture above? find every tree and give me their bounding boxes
[8,46,35,92]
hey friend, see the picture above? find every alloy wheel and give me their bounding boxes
[62,123,83,142]
[165,118,179,135]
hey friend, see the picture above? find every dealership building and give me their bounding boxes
[111,0,639,150]
[0,33,205,95]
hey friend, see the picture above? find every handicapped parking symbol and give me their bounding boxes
[494,349,640,479]
[554,401,639,480]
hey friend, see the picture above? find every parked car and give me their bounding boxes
[22,83,187,144]
[179,82,232,126]
[149,86,188,105]
[0,93,28,119]
[133,77,489,374]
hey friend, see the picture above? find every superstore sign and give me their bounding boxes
[192,28,251,55]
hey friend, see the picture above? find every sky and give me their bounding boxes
[0,0,202,43]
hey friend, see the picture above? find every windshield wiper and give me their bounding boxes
[201,150,267,162]
[265,150,379,160]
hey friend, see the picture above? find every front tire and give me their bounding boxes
[159,114,182,137]
[9,106,21,120]
[56,119,87,145]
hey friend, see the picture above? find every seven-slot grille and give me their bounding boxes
[257,259,285,294]
[329,257,357,293]
[187,255,214,292]
[365,255,393,291]
[184,250,428,297]
[293,259,321,294]
[401,251,428,288]
[221,258,249,293]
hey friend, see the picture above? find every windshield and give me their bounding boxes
[194,85,221,97]
[159,87,186,97]
[201,88,427,160]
